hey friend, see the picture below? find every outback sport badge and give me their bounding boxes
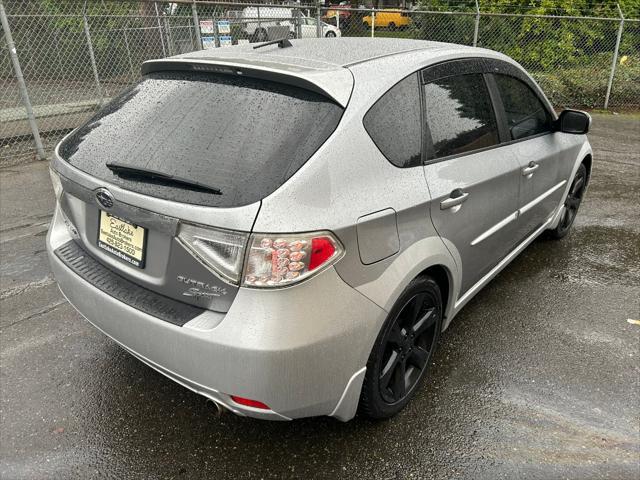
[177,275,228,299]
[95,188,114,209]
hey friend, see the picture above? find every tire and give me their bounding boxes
[359,276,443,419]
[326,31,336,37]
[388,22,396,31]
[548,163,587,239]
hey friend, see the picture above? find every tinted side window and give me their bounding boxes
[423,74,499,160]
[494,74,552,140]
[363,73,422,168]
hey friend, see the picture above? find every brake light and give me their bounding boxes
[309,237,336,270]
[178,223,343,288]
[242,231,343,288]
[230,395,270,409]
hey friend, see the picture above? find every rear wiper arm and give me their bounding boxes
[253,37,293,49]
[106,164,222,195]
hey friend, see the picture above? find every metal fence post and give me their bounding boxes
[164,15,173,56]
[295,7,302,39]
[0,0,46,160]
[371,10,375,38]
[213,15,220,48]
[257,5,262,36]
[192,1,202,50]
[154,2,167,57]
[473,0,480,47]
[604,4,625,110]
[316,2,322,38]
[123,27,136,79]
[83,14,104,107]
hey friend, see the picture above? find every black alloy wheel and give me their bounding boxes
[360,276,442,419]
[550,163,587,239]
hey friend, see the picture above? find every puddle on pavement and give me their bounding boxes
[519,225,640,286]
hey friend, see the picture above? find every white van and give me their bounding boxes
[241,6,296,41]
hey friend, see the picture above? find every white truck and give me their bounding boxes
[240,7,340,41]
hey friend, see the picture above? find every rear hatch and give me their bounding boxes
[53,67,344,313]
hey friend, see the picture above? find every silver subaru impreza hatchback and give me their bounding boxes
[47,38,592,421]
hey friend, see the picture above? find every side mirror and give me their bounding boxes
[557,109,591,134]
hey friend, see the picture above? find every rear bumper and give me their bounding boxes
[47,204,385,420]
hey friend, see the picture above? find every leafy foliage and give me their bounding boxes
[416,0,640,75]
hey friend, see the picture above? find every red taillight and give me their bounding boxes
[309,237,336,271]
[242,231,343,288]
[230,395,270,410]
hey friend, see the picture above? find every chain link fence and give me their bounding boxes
[2,0,639,164]
[328,6,639,111]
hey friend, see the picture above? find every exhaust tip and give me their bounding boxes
[206,398,226,417]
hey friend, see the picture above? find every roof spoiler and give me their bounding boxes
[141,58,353,107]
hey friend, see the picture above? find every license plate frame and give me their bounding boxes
[97,211,147,268]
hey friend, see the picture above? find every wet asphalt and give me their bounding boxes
[1,114,639,479]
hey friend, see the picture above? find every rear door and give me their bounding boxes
[422,64,522,295]
[488,73,565,240]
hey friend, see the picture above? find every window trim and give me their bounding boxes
[418,75,433,164]
[420,58,557,166]
[484,73,510,143]
[362,56,558,169]
[420,57,556,120]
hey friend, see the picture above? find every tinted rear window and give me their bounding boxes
[59,71,344,207]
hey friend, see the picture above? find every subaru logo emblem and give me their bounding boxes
[95,188,114,209]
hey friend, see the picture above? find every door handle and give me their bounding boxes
[522,161,540,176]
[440,189,469,210]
